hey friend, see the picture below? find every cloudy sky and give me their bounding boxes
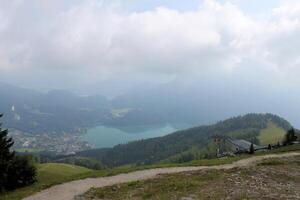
[0,0,300,97]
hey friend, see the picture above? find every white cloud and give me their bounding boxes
[1,0,300,89]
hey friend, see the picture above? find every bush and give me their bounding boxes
[6,156,36,190]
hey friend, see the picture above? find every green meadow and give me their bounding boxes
[258,122,286,145]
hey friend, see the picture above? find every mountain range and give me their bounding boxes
[1,81,300,136]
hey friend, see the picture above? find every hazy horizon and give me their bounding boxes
[1,0,300,126]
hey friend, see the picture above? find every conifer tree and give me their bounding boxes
[249,143,255,154]
[0,114,36,191]
[268,144,272,150]
[0,114,15,191]
[284,128,298,145]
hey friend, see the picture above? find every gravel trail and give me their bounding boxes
[23,152,300,200]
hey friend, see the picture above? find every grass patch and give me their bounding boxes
[258,122,285,145]
[258,160,285,166]
[37,163,93,180]
[15,148,43,153]
[265,143,300,154]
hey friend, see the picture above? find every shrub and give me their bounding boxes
[6,156,37,190]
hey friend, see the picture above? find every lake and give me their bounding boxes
[83,124,178,148]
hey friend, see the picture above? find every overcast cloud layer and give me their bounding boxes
[0,0,300,94]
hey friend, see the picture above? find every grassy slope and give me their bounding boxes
[167,122,288,162]
[258,122,286,145]
[37,163,92,181]
[2,144,300,200]
[2,163,93,200]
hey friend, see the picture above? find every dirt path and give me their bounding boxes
[23,152,300,200]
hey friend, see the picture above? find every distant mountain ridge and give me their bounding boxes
[0,82,110,134]
[0,82,298,136]
[0,82,199,135]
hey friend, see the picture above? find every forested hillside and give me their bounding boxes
[76,113,294,167]
[0,82,110,134]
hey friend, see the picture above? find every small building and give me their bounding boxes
[227,138,262,154]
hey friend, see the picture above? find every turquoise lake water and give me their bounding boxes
[83,124,178,148]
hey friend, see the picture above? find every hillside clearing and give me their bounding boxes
[38,163,93,180]
[258,121,286,145]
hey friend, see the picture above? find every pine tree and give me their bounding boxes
[277,141,280,147]
[0,114,36,191]
[249,143,255,154]
[268,144,272,150]
[0,114,15,191]
[284,128,298,145]
[289,128,298,142]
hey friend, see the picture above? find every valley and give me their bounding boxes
[11,113,298,170]
[10,123,180,154]
[1,83,298,157]
[1,112,300,200]
[0,82,194,154]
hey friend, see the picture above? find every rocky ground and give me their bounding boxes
[80,156,300,200]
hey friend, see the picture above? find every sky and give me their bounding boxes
[0,0,300,98]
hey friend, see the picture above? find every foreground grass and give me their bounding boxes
[2,144,300,200]
[83,171,226,200]
[81,155,300,200]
